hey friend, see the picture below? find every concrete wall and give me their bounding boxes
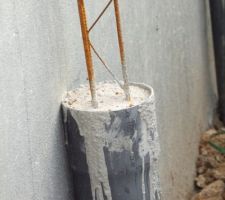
[0,0,217,200]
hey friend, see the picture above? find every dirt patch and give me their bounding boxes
[191,128,225,200]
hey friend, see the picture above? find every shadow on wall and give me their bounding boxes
[210,0,225,124]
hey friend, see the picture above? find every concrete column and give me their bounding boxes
[62,83,161,200]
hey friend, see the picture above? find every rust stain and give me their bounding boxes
[77,0,97,107]
[113,0,125,66]
[77,0,130,105]
[113,0,131,101]
[88,0,113,33]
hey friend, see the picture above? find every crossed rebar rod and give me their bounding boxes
[77,0,131,108]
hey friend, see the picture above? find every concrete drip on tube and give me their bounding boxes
[62,82,161,200]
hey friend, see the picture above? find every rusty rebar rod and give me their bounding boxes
[113,0,131,101]
[77,0,98,108]
[88,0,113,33]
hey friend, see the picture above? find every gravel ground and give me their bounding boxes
[191,128,225,200]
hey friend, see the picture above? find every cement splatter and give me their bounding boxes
[62,82,161,200]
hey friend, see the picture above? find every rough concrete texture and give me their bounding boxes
[0,0,217,200]
[62,83,161,200]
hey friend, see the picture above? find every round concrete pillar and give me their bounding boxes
[62,83,161,200]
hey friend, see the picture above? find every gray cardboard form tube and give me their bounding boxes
[62,83,161,200]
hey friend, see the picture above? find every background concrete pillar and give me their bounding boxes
[210,0,225,124]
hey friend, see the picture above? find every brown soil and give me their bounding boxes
[191,128,225,200]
